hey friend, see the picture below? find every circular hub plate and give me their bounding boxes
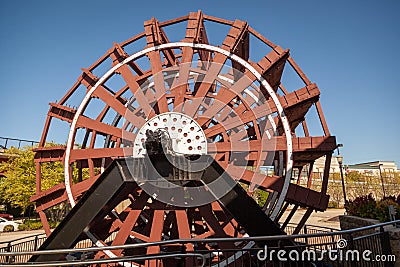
[133,112,207,157]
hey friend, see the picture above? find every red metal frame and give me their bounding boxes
[31,11,337,262]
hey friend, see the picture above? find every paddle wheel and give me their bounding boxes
[31,11,336,265]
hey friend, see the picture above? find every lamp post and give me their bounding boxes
[378,163,386,198]
[336,150,347,205]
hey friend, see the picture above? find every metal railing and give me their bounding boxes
[0,220,397,266]
[285,223,339,236]
[0,234,46,263]
[285,223,342,250]
[0,137,39,150]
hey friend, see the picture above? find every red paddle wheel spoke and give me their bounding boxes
[32,11,337,266]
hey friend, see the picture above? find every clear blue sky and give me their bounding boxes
[0,0,399,166]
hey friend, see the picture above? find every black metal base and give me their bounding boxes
[30,155,287,262]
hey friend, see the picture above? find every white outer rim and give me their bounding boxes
[64,42,293,229]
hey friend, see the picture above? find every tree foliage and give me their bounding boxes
[345,193,400,222]
[346,171,363,182]
[0,145,65,213]
[0,146,36,213]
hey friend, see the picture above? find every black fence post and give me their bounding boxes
[180,243,187,267]
[380,226,394,267]
[348,233,354,250]
[34,235,39,251]
[5,242,11,263]
[330,229,336,248]
[304,225,308,245]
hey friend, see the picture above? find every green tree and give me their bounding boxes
[0,146,36,213]
[0,145,65,214]
[346,171,363,182]
[257,189,269,208]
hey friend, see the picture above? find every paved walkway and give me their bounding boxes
[0,229,45,243]
[279,208,345,230]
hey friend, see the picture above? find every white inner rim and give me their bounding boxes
[64,42,293,255]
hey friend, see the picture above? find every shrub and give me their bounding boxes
[257,190,269,208]
[375,199,400,222]
[345,193,376,219]
[328,201,339,208]
[20,219,61,230]
[49,221,60,229]
[345,193,400,222]
[23,220,43,230]
[383,195,396,202]
[18,224,29,231]
[3,225,15,232]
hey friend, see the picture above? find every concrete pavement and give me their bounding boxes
[279,208,345,230]
[0,229,45,243]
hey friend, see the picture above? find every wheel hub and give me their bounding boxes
[133,112,207,157]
